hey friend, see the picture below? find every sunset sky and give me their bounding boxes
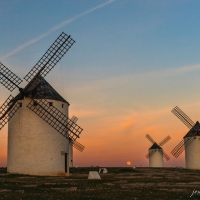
[1,0,200,167]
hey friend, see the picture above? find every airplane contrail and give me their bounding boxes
[0,0,115,60]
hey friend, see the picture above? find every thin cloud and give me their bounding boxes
[68,63,200,93]
[0,0,115,61]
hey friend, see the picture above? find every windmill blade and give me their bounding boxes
[0,95,14,116]
[70,116,78,124]
[0,62,23,92]
[159,135,171,147]
[67,116,79,136]
[27,98,82,141]
[174,106,195,127]
[0,101,21,130]
[71,140,85,152]
[172,106,195,129]
[24,32,75,82]
[162,150,170,161]
[171,140,185,157]
[171,137,195,158]
[68,116,85,152]
[27,98,83,141]
[172,109,192,129]
[145,150,156,159]
[146,134,155,144]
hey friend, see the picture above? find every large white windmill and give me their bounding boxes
[171,106,200,169]
[146,134,171,167]
[0,32,84,176]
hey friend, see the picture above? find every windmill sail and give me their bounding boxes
[0,62,23,92]
[172,106,195,129]
[27,97,83,141]
[162,150,170,161]
[159,135,171,147]
[171,124,198,158]
[0,101,21,130]
[0,32,84,153]
[0,95,14,117]
[0,33,76,128]
[171,106,198,157]
[71,140,85,152]
[24,32,75,82]
[68,116,85,152]
[146,134,156,144]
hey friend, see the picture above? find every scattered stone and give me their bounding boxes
[99,168,108,174]
[88,171,101,179]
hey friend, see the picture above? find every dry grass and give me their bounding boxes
[0,167,200,199]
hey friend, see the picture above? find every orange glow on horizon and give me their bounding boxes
[0,105,191,168]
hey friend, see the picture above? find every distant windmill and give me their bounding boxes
[146,134,171,167]
[171,106,200,169]
[0,32,84,176]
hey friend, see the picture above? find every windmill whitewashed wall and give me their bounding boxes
[7,78,72,176]
[69,142,73,167]
[149,145,164,167]
[184,136,200,169]
[149,150,164,167]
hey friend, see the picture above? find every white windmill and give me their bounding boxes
[171,106,200,169]
[146,134,171,167]
[0,32,84,176]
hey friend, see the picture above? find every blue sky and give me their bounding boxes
[1,0,200,167]
[2,0,200,75]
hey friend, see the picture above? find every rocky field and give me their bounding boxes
[0,167,200,199]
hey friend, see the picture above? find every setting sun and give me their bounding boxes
[127,161,131,166]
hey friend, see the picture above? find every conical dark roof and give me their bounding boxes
[14,76,69,104]
[183,121,200,138]
[149,142,162,150]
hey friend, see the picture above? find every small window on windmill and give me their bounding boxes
[62,104,64,108]
[49,102,53,106]
[19,102,22,107]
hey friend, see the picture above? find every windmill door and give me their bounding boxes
[65,153,68,173]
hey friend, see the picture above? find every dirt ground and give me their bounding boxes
[0,167,200,199]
